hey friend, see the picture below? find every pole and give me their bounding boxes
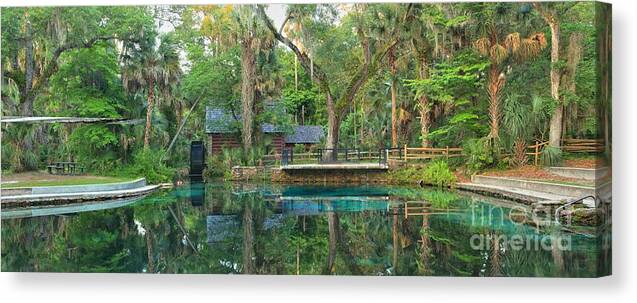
[161,94,203,162]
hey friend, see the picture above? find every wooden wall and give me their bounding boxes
[208,133,286,156]
[209,133,241,155]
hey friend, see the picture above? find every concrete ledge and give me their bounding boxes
[1,196,145,219]
[281,163,388,170]
[546,167,609,180]
[471,175,596,198]
[1,178,146,196]
[457,183,570,204]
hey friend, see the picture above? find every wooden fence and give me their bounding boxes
[527,138,605,166]
[562,138,605,153]
[403,145,463,161]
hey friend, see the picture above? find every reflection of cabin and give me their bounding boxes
[205,107,324,156]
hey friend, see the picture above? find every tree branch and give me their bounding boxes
[257,6,330,93]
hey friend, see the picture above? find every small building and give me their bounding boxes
[205,107,324,156]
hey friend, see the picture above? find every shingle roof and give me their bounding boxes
[205,107,238,133]
[205,107,284,134]
[285,125,324,144]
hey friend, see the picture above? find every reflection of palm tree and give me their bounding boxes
[418,214,431,275]
[550,229,565,276]
[392,209,399,274]
[489,232,502,276]
[242,203,255,274]
[145,229,155,273]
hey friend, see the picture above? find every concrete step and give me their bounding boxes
[546,166,610,181]
[471,175,596,198]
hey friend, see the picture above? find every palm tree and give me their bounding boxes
[472,5,547,142]
[121,35,182,149]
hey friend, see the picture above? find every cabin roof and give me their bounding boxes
[205,107,283,134]
[205,107,324,144]
[285,125,324,144]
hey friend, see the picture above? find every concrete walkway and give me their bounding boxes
[1,178,160,209]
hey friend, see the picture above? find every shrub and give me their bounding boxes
[388,161,456,187]
[541,146,563,167]
[463,138,495,174]
[122,149,174,184]
[423,160,457,187]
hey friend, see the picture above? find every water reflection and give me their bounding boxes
[189,176,205,207]
[1,182,611,276]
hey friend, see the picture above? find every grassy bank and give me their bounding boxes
[1,172,136,188]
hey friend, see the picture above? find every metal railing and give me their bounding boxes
[554,195,598,226]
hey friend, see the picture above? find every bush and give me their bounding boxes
[423,160,457,187]
[541,146,563,167]
[388,161,456,187]
[203,147,267,181]
[121,149,175,184]
[463,138,495,174]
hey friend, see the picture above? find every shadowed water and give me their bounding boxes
[1,182,611,276]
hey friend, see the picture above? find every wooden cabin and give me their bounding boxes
[205,107,324,156]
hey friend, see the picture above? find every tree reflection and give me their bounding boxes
[1,182,608,277]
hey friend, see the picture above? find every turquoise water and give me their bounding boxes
[1,182,611,276]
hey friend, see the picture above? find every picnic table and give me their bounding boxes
[47,162,85,175]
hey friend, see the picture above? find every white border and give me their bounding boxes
[1,1,634,302]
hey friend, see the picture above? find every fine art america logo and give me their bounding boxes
[468,199,610,252]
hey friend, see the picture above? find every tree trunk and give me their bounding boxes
[486,65,505,141]
[563,33,584,137]
[144,78,155,149]
[418,55,431,147]
[389,48,398,148]
[240,40,257,154]
[20,11,35,116]
[325,92,339,150]
[547,20,562,148]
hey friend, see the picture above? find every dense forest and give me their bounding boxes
[1,2,611,180]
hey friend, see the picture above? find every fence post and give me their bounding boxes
[404,144,408,161]
[446,146,449,160]
[534,141,539,166]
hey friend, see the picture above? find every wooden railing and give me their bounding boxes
[527,138,605,166]
[403,145,463,161]
[562,138,605,153]
[526,140,550,166]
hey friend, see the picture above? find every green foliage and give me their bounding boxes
[388,166,428,185]
[388,161,456,187]
[423,161,457,187]
[203,146,266,181]
[541,146,563,167]
[405,51,490,147]
[121,149,175,184]
[463,138,495,174]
